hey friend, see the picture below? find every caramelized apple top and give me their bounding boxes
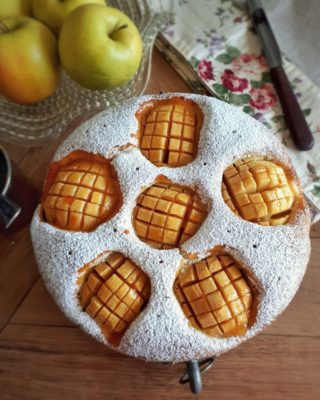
[174,249,255,338]
[136,97,203,168]
[132,177,208,249]
[222,156,300,226]
[42,150,122,232]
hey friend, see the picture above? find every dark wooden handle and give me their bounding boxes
[270,66,314,151]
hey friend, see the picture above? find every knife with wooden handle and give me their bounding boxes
[247,0,314,151]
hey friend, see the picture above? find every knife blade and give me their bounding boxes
[246,0,314,151]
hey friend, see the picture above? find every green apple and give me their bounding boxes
[0,0,32,18]
[32,0,106,35]
[0,17,60,104]
[59,4,143,90]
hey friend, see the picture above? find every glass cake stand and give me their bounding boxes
[0,0,169,146]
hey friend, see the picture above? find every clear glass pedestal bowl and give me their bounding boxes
[0,0,169,146]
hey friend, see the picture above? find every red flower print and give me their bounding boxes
[234,16,243,24]
[198,59,214,81]
[232,53,268,80]
[241,54,254,63]
[221,70,248,92]
[249,83,277,110]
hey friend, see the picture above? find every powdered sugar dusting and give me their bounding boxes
[31,93,310,362]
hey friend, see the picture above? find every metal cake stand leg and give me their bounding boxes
[179,357,215,394]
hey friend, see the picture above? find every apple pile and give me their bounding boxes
[0,0,143,105]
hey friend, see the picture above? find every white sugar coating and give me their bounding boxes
[31,93,311,363]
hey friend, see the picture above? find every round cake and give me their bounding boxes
[31,93,311,362]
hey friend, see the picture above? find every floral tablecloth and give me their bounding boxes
[152,0,320,222]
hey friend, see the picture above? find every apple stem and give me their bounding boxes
[115,24,128,32]
[0,21,9,34]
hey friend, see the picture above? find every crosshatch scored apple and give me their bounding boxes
[59,4,143,90]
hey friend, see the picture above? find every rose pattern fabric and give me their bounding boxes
[249,84,277,110]
[221,70,248,92]
[197,59,214,81]
[232,53,268,80]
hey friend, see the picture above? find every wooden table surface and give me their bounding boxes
[1,49,319,400]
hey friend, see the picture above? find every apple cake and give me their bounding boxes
[31,94,310,363]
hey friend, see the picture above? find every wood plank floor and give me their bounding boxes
[1,49,319,400]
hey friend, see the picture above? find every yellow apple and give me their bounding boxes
[0,17,60,105]
[0,0,32,18]
[59,5,143,90]
[32,0,106,35]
